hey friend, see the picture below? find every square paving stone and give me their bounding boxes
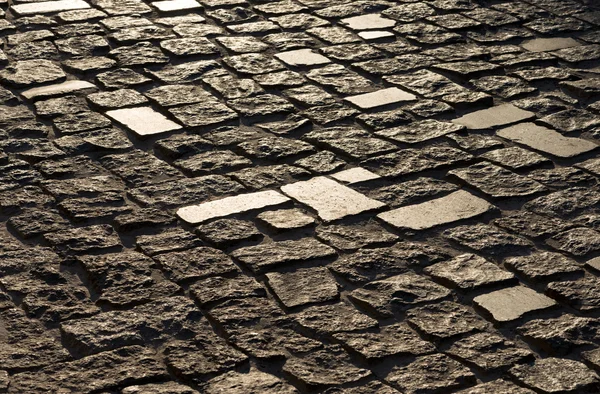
[424,253,515,291]
[547,227,600,257]
[480,146,551,170]
[106,107,181,137]
[386,353,476,394]
[350,273,451,317]
[168,101,238,128]
[378,190,494,231]
[341,14,396,30]
[406,301,489,341]
[303,127,398,160]
[231,237,336,273]
[443,224,533,256]
[190,275,266,307]
[497,122,597,158]
[331,168,380,185]
[448,162,547,199]
[266,267,339,308]
[315,222,398,252]
[152,0,201,13]
[446,332,533,374]
[177,190,291,224]
[509,358,600,394]
[473,286,557,323]
[294,302,378,335]
[333,323,435,361]
[11,0,90,16]
[345,87,416,110]
[275,48,331,67]
[153,246,239,283]
[281,177,386,222]
[452,104,535,129]
[504,252,583,283]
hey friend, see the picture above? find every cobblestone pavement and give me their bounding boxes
[3,0,600,393]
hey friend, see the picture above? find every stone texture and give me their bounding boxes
[474,286,557,323]
[510,358,600,393]
[266,267,339,308]
[453,104,535,129]
[106,107,182,137]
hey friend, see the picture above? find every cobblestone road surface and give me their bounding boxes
[2,0,600,392]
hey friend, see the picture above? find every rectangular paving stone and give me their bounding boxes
[177,190,291,224]
[281,177,386,222]
[21,80,97,101]
[344,87,416,109]
[378,190,494,230]
[497,122,597,158]
[152,0,201,12]
[473,286,557,323]
[106,107,182,137]
[521,37,581,52]
[10,0,90,16]
[452,104,535,129]
[275,48,331,67]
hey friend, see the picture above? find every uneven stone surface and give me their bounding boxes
[2,1,600,392]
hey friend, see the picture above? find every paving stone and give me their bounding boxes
[281,177,386,222]
[386,353,476,394]
[449,162,547,198]
[456,380,536,394]
[509,358,600,393]
[406,301,489,341]
[547,276,600,312]
[378,190,494,230]
[10,0,90,16]
[341,13,396,30]
[361,146,472,178]
[196,218,261,247]
[331,168,380,185]
[452,104,535,129]
[284,85,336,107]
[87,89,148,110]
[8,346,167,393]
[275,48,331,67]
[521,37,582,52]
[231,238,336,273]
[101,150,183,187]
[190,275,265,307]
[205,370,298,394]
[152,0,202,13]
[206,297,284,330]
[238,136,315,160]
[345,87,416,109]
[21,80,96,101]
[44,224,122,255]
[552,44,600,63]
[230,164,310,190]
[204,75,264,100]
[375,119,464,144]
[518,314,600,355]
[177,190,290,224]
[295,150,346,174]
[93,0,152,16]
[303,127,398,160]
[295,302,378,334]
[481,146,551,170]
[444,224,533,256]
[0,60,65,88]
[505,252,583,283]
[267,267,339,308]
[154,246,238,283]
[283,346,371,389]
[306,64,376,95]
[350,273,451,317]
[333,323,434,361]
[257,209,316,231]
[315,222,398,252]
[546,227,600,257]
[136,229,203,256]
[174,150,251,176]
[474,286,557,323]
[366,177,458,208]
[425,253,515,291]
[123,382,200,394]
[8,208,70,238]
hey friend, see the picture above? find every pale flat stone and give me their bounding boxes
[11,0,90,16]
[474,286,557,323]
[453,104,535,129]
[275,49,331,67]
[152,0,201,12]
[497,122,597,158]
[341,14,396,30]
[521,37,581,53]
[345,87,417,109]
[359,30,395,40]
[177,190,291,224]
[331,168,380,184]
[281,177,386,222]
[106,107,182,137]
[22,80,96,101]
[377,190,494,230]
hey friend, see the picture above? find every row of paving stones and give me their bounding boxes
[3,0,600,393]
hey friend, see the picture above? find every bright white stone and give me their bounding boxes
[331,168,380,184]
[152,0,201,12]
[281,177,386,222]
[497,122,597,158]
[345,87,416,109]
[275,49,331,67]
[377,190,494,230]
[358,30,395,40]
[341,14,396,30]
[22,80,96,100]
[177,190,291,224]
[11,0,90,16]
[106,107,182,137]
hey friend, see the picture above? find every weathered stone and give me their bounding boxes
[190,275,265,307]
[154,246,239,283]
[136,229,202,257]
[510,358,600,393]
[547,276,600,312]
[206,370,298,394]
[267,267,339,308]
[44,224,122,254]
[257,209,316,231]
[316,222,398,252]
[304,127,397,160]
[407,301,489,341]
[375,119,463,144]
[505,252,582,283]
[474,286,557,323]
[453,104,535,129]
